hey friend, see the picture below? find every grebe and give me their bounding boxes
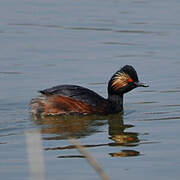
[30,65,148,118]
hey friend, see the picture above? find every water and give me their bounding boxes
[0,0,180,179]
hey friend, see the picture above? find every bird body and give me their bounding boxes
[30,65,148,118]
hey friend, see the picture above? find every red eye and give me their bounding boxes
[128,78,133,83]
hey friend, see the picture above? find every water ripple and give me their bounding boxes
[140,116,180,121]
[130,101,158,104]
[0,72,23,75]
[114,30,166,36]
[161,104,180,107]
[67,27,112,31]
[103,42,136,46]
[159,90,180,93]
[9,23,166,36]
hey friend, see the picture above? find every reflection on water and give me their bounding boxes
[108,116,139,145]
[33,115,107,139]
[32,113,140,158]
[109,150,140,157]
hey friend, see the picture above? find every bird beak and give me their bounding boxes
[134,81,149,87]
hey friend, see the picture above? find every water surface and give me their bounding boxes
[0,0,180,180]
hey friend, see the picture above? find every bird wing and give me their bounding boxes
[39,85,107,107]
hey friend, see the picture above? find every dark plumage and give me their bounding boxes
[30,65,148,118]
[39,85,107,107]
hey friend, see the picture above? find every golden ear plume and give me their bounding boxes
[111,72,130,90]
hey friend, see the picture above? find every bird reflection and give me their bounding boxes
[109,150,140,157]
[108,116,139,146]
[33,114,107,139]
[32,113,140,157]
[107,115,140,157]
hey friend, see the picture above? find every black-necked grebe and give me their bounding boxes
[30,65,148,118]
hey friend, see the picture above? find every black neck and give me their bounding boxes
[107,94,123,113]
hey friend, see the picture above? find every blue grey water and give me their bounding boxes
[0,0,180,179]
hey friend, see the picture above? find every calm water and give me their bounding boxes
[0,0,180,179]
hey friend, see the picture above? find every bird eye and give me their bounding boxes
[128,78,133,83]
